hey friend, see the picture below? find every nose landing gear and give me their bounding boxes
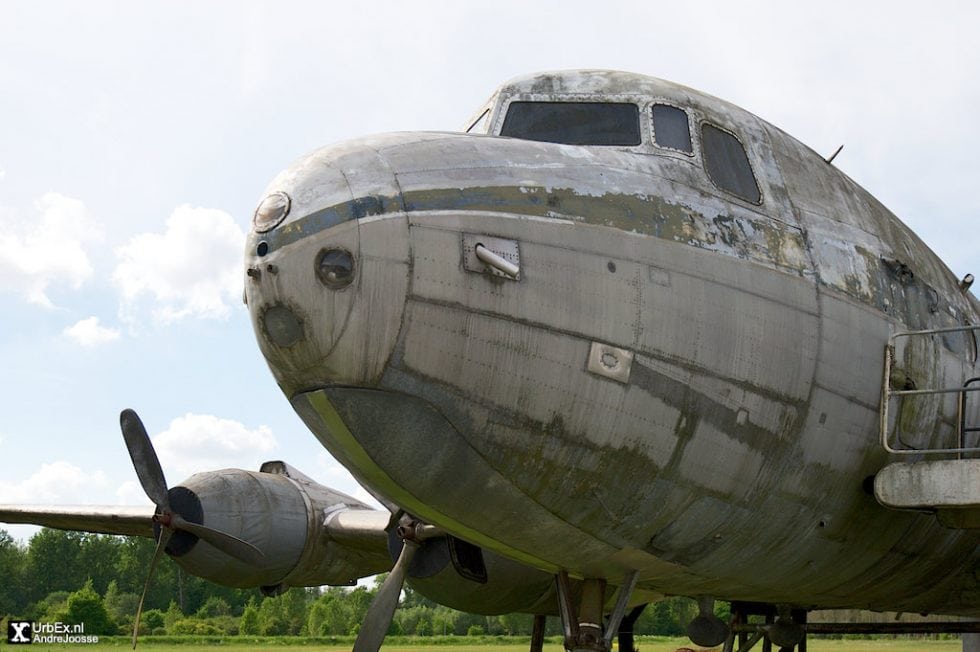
[551,571,641,652]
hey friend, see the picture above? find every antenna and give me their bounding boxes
[825,144,844,165]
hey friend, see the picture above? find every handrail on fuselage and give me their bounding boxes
[880,324,980,456]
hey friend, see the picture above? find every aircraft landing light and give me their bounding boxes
[262,304,304,348]
[252,191,291,233]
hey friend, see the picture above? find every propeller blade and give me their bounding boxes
[120,409,170,511]
[132,527,172,649]
[169,513,264,566]
[353,539,419,652]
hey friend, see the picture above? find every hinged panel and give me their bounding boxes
[462,233,521,281]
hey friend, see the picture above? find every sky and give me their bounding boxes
[1,1,978,544]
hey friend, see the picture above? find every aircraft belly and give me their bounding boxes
[292,386,634,576]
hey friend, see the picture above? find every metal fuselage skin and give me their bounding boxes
[244,71,980,615]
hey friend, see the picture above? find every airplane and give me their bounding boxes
[2,69,979,652]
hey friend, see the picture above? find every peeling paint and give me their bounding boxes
[246,71,980,617]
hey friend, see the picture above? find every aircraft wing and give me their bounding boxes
[0,504,155,538]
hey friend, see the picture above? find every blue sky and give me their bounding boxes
[1,1,978,542]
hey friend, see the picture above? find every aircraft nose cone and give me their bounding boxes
[245,137,411,397]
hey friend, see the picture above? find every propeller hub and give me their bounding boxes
[150,486,203,556]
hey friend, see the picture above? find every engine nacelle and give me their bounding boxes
[404,537,558,615]
[400,533,663,617]
[164,461,390,591]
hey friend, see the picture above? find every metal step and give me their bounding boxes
[875,459,980,528]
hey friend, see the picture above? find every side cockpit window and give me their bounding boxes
[652,104,692,154]
[500,101,641,146]
[701,123,761,204]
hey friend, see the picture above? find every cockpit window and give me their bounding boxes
[652,104,692,153]
[701,123,761,204]
[500,101,641,146]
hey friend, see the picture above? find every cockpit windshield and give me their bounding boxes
[500,101,640,146]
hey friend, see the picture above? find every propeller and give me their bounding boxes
[120,409,170,510]
[353,519,443,652]
[120,409,264,564]
[131,527,172,648]
[120,408,264,648]
[353,539,418,652]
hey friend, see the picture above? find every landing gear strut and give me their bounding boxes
[616,604,648,652]
[527,604,647,652]
[554,570,640,652]
[529,614,546,652]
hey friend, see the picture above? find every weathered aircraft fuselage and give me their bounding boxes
[245,71,980,615]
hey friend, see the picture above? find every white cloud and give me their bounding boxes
[113,205,246,324]
[351,486,384,510]
[316,451,353,479]
[315,451,384,509]
[114,480,150,506]
[0,461,119,542]
[0,192,102,307]
[152,413,277,481]
[0,461,108,504]
[63,316,121,347]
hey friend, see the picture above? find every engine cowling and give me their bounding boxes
[404,537,558,615]
[163,461,390,591]
[399,532,662,617]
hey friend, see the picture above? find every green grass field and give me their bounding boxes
[10,636,966,652]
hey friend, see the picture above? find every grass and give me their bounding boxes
[10,635,968,651]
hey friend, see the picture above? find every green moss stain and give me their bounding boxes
[260,182,812,279]
[404,186,809,275]
[298,390,556,570]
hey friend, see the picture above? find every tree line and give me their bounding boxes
[0,528,717,637]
